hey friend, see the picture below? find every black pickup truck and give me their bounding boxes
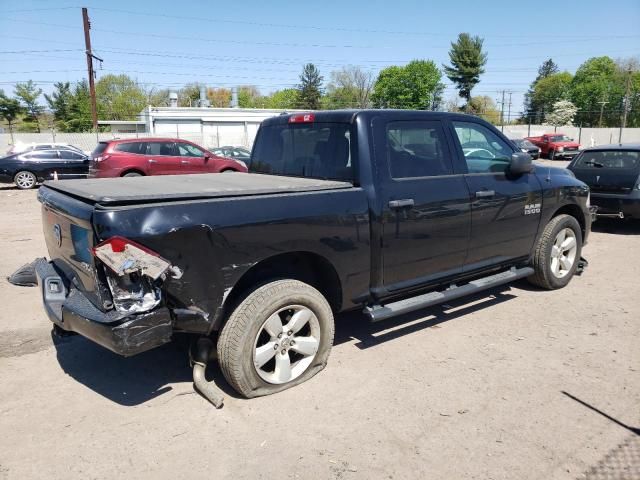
[35,110,592,399]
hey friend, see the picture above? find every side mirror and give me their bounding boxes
[204,153,212,162]
[509,152,533,175]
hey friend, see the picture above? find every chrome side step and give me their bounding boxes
[364,266,534,322]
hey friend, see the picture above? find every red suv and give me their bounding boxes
[89,138,248,178]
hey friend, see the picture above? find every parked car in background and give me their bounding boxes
[0,148,89,189]
[210,146,251,163]
[88,138,248,178]
[511,138,540,159]
[568,144,640,219]
[525,133,581,160]
[6,142,87,156]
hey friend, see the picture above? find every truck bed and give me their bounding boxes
[42,173,353,205]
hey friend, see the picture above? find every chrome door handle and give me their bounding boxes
[148,159,157,163]
[181,160,190,164]
[475,190,495,198]
[389,198,415,209]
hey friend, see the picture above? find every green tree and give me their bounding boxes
[297,63,323,109]
[532,72,573,120]
[95,74,147,121]
[324,66,374,109]
[147,88,170,107]
[179,83,204,107]
[0,90,24,138]
[264,88,300,109]
[65,80,93,132]
[44,82,73,129]
[443,33,488,108]
[372,60,444,109]
[523,59,559,122]
[14,80,44,132]
[238,86,266,108]
[467,96,501,124]
[570,56,625,127]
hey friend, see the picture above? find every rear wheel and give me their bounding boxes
[217,279,334,398]
[528,214,582,289]
[14,171,37,189]
[123,172,142,177]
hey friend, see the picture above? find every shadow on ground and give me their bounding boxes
[53,286,518,406]
[592,218,640,235]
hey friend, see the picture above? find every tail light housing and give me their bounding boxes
[92,237,179,314]
[94,154,111,162]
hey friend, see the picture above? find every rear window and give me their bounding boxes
[92,142,108,157]
[574,150,640,170]
[250,123,354,182]
[114,142,147,155]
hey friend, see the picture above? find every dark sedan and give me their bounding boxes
[568,144,640,219]
[0,149,89,189]
[510,138,541,159]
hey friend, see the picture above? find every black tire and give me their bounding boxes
[549,149,555,160]
[14,170,37,190]
[123,172,142,177]
[217,279,334,398]
[528,214,582,289]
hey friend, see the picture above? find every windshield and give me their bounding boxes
[575,150,640,170]
[550,135,572,142]
[250,122,354,182]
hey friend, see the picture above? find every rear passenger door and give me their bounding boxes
[450,120,542,272]
[373,118,472,292]
[58,150,89,178]
[145,141,182,175]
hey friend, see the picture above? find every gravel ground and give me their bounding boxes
[0,182,638,480]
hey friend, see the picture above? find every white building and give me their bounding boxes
[99,107,303,148]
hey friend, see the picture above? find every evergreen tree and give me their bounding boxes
[297,63,323,109]
[14,80,44,132]
[443,33,487,109]
[0,90,24,137]
[523,59,559,122]
[44,82,72,129]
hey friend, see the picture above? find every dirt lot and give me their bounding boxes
[0,179,638,480]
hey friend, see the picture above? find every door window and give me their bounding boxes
[453,121,513,174]
[24,151,58,160]
[114,142,146,155]
[59,150,85,160]
[177,143,205,157]
[147,142,176,156]
[386,121,452,178]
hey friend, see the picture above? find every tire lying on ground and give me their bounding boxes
[528,214,582,289]
[217,279,335,398]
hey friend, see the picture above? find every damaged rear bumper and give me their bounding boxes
[35,258,173,356]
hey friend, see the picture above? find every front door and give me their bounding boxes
[450,120,543,272]
[145,141,182,175]
[374,118,472,293]
[175,142,209,173]
[58,150,89,178]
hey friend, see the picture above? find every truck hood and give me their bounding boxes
[42,173,353,205]
[551,141,580,148]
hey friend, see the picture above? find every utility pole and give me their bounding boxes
[82,8,102,130]
[506,91,513,127]
[619,68,633,143]
[597,99,609,127]
[499,90,505,132]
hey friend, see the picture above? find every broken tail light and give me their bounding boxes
[92,237,180,314]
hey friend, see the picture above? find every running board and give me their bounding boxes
[364,266,534,322]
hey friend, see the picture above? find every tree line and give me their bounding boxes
[1,32,638,133]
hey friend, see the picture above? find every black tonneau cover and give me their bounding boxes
[42,173,353,205]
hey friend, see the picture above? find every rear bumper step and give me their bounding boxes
[364,266,534,322]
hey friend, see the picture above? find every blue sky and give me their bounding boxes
[1,0,639,116]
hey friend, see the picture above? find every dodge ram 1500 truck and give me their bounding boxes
[526,133,581,160]
[35,110,592,399]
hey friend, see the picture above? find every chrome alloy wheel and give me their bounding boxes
[253,305,321,384]
[550,227,577,278]
[15,171,36,189]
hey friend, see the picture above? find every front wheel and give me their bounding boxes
[217,279,334,398]
[528,214,582,289]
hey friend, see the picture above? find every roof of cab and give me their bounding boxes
[582,143,640,151]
